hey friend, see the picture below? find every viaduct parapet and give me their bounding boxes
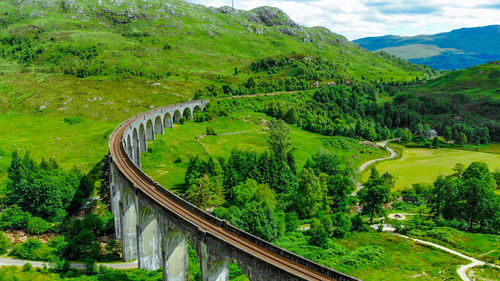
[108,100,359,281]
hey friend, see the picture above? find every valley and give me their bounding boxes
[0,0,498,281]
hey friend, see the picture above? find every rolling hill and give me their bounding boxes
[354,25,500,70]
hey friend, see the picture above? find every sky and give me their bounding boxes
[189,0,500,40]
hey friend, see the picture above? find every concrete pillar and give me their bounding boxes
[120,189,137,261]
[138,207,162,270]
[164,231,189,281]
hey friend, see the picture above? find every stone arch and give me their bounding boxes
[182,107,192,120]
[120,187,137,261]
[146,119,154,141]
[138,206,161,270]
[164,112,173,129]
[163,230,190,281]
[193,105,202,120]
[173,110,182,123]
[139,123,147,152]
[154,115,163,135]
[132,128,140,166]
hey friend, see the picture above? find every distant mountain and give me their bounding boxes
[354,25,500,70]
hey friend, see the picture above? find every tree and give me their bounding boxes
[267,118,292,162]
[239,201,281,241]
[0,232,10,255]
[443,126,452,142]
[185,175,225,210]
[296,168,327,218]
[415,123,424,137]
[358,168,391,223]
[432,136,439,148]
[459,132,468,145]
[309,218,328,248]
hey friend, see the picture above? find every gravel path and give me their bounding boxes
[352,139,398,195]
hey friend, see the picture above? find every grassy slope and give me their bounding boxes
[275,231,465,281]
[141,111,387,190]
[0,0,429,181]
[361,144,500,190]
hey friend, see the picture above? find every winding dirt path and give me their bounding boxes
[352,139,398,195]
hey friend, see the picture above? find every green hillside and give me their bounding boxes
[398,62,500,140]
[354,25,500,70]
[0,0,432,120]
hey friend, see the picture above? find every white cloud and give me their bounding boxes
[190,0,500,40]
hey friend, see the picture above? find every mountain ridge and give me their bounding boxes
[354,25,500,70]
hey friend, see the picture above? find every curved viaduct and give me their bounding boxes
[108,100,359,281]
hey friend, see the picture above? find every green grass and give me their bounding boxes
[141,111,387,190]
[275,231,465,280]
[468,265,500,281]
[0,113,117,189]
[407,227,499,265]
[361,144,500,190]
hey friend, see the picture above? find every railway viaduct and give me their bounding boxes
[108,100,359,281]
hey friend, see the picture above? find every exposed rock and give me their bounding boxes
[247,6,300,29]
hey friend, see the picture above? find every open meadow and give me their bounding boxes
[362,144,500,190]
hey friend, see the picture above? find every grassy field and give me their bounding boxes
[275,231,465,281]
[362,144,500,190]
[406,227,499,265]
[0,113,117,189]
[468,265,500,281]
[141,111,387,190]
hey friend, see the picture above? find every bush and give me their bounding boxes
[309,218,328,248]
[0,204,31,230]
[27,216,50,234]
[0,231,11,254]
[9,238,55,261]
[340,245,385,268]
[206,126,217,135]
[330,213,351,238]
[22,262,33,272]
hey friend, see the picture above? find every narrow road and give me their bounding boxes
[0,256,138,269]
[352,139,398,195]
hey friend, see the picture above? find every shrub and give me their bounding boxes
[340,245,385,268]
[0,204,31,230]
[27,216,50,234]
[330,213,351,238]
[206,127,217,135]
[9,238,55,261]
[309,218,328,248]
[63,117,85,125]
[22,262,33,272]
[0,231,10,254]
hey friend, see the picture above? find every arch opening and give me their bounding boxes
[138,206,161,271]
[164,113,173,129]
[154,116,163,135]
[193,105,202,121]
[173,110,182,124]
[120,188,137,261]
[132,128,140,166]
[164,230,192,281]
[182,107,192,120]
[127,134,132,158]
[146,119,154,141]
[139,124,147,152]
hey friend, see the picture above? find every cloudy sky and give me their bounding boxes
[189,0,500,40]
